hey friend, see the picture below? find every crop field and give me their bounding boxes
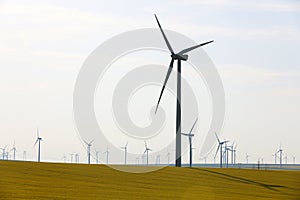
[0,161,299,199]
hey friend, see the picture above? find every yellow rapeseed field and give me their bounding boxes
[0,161,299,199]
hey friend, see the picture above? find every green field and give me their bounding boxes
[0,161,299,199]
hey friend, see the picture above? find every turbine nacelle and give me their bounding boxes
[171,54,188,61]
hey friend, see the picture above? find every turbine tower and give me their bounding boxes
[153,14,213,167]
[121,142,128,165]
[214,132,229,168]
[181,118,198,168]
[144,141,152,166]
[84,139,94,164]
[34,127,43,162]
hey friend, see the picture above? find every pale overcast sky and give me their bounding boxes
[0,0,299,164]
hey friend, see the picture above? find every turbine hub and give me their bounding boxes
[171,54,188,61]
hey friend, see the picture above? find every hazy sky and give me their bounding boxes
[0,0,299,164]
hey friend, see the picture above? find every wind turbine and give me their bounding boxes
[103,146,109,164]
[34,127,43,162]
[153,14,213,167]
[214,132,229,168]
[284,155,288,164]
[166,150,171,164]
[0,146,7,160]
[277,144,283,168]
[144,141,152,166]
[292,156,296,164]
[84,139,94,164]
[246,153,250,164]
[94,150,100,164]
[121,142,128,165]
[233,144,237,164]
[75,153,80,163]
[69,153,74,163]
[272,152,278,164]
[181,118,198,168]
[11,141,17,160]
[156,155,161,165]
[23,151,26,161]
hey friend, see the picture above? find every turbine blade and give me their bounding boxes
[181,133,189,136]
[189,118,198,135]
[34,139,38,147]
[155,59,174,114]
[144,141,147,149]
[214,132,220,143]
[178,40,213,55]
[89,139,94,145]
[144,149,147,154]
[154,14,174,53]
[214,144,220,158]
[125,141,128,147]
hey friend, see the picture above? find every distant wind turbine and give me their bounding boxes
[69,153,74,163]
[0,146,7,160]
[144,141,152,166]
[181,118,198,168]
[276,144,283,168]
[153,14,213,167]
[214,132,229,168]
[94,150,100,164]
[23,151,26,161]
[246,153,250,164]
[121,142,128,165]
[103,146,109,164]
[292,156,296,164]
[166,150,171,164]
[84,139,94,164]
[75,153,80,163]
[34,127,43,162]
[11,141,17,160]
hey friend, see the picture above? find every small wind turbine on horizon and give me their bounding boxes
[11,141,17,160]
[121,142,128,165]
[94,149,100,164]
[104,146,109,164]
[0,146,7,160]
[272,152,278,164]
[153,14,213,167]
[181,118,198,168]
[34,127,43,162]
[84,139,94,164]
[144,141,152,166]
[69,153,74,163]
[277,144,283,168]
[75,153,79,163]
[246,153,250,164]
[23,150,26,161]
[214,132,229,168]
[166,150,171,165]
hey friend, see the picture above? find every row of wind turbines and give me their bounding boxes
[0,126,297,169]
